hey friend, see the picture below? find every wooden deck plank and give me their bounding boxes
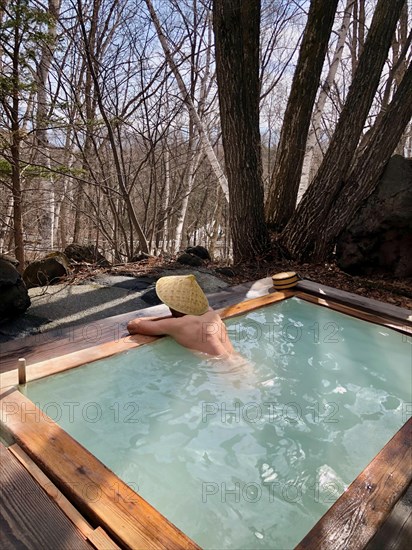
[366,483,412,550]
[7,444,122,550]
[296,418,412,549]
[0,442,93,550]
[0,389,200,550]
[8,443,94,539]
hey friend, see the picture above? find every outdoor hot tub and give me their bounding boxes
[1,285,411,549]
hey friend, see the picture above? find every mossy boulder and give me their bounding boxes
[176,252,204,267]
[0,258,30,322]
[215,266,236,277]
[23,252,70,289]
[64,243,110,267]
[337,155,412,277]
[0,253,19,267]
[185,245,211,260]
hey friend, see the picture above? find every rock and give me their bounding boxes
[0,253,19,267]
[45,251,70,265]
[64,243,110,267]
[0,259,30,322]
[176,253,204,267]
[185,245,211,261]
[0,259,19,285]
[215,266,236,277]
[130,252,153,262]
[336,155,412,277]
[23,253,70,289]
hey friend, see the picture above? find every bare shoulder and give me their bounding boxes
[173,311,221,330]
[187,310,221,324]
[203,310,222,321]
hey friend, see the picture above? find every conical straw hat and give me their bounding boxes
[155,274,209,315]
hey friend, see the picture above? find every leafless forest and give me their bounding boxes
[1,0,411,268]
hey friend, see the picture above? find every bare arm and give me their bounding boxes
[127,316,181,337]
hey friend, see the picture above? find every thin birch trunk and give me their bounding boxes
[174,131,201,253]
[208,185,223,260]
[298,0,355,201]
[144,0,229,202]
[0,196,13,253]
[10,1,25,270]
[35,0,61,252]
[162,147,171,253]
[54,131,75,248]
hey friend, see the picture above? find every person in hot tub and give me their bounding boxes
[127,274,234,357]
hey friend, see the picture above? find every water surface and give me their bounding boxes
[26,297,412,549]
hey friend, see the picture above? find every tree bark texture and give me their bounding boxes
[213,0,270,263]
[298,0,355,201]
[265,0,339,230]
[280,0,407,261]
[317,60,412,258]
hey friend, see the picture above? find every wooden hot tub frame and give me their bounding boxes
[1,281,411,549]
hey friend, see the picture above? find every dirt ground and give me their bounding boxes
[68,256,412,311]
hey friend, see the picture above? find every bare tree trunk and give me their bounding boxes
[317,60,412,257]
[265,0,339,229]
[11,133,24,269]
[162,147,171,253]
[58,196,68,250]
[144,0,229,202]
[208,185,223,261]
[298,0,355,200]
[73,1,99,244]
[280,0,407,261]
[174,129,201,254]
[358,0,365,55]
[350,0,358,76]
[0,196,13,253]
[53,126,74,247]
[10,2,24,270]
[350,0,365,76]
[35,0,61,253]
[213,0,270,263]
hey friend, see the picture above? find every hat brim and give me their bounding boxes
[156,275,209,315]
